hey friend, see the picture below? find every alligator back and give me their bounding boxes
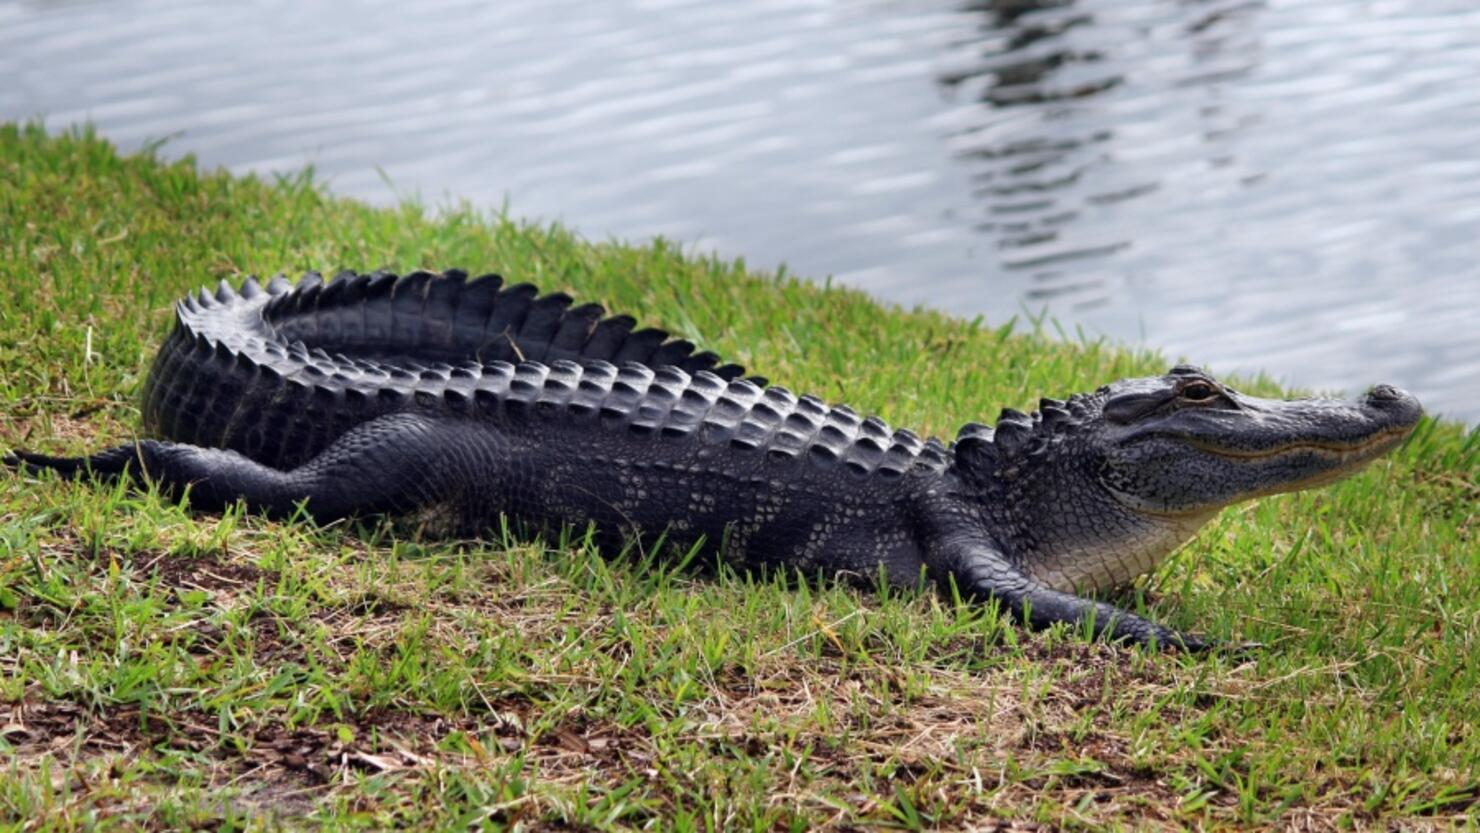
[141,269,752,469]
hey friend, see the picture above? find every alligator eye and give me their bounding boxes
[1180,382,1218,402]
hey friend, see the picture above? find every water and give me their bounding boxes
[3,0,1478,421]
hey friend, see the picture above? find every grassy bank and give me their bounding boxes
[1,122,1476,830]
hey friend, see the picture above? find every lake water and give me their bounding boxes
[3,0,1478,421]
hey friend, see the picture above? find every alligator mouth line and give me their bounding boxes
[1187,425,1414,461]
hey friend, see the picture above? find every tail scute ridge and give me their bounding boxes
[149,268,756,468]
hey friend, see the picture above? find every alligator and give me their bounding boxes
[4,269,1423,650]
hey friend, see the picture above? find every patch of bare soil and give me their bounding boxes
[2,410,116,450]
[1,699,496,794]
[25,527,280,597]
[145,551,275,593]
[1,688,587,772]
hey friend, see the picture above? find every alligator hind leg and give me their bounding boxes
[5,413,506,528]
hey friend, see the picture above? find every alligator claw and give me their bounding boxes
[1168,633,1216,653]
[1136,629,1216,653]
[1161,634,1261,655]
[1219,639,1265,657]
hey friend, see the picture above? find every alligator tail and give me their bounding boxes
[140,269,755,470]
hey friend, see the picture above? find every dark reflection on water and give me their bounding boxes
[942,0,1265,309]
[935,0,1480,418]
[0,0,1477,420]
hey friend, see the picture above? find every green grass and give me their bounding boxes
[0,121,1476,830]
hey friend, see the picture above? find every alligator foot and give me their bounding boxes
[947,541,1215,652]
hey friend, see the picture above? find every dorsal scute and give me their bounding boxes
[498,363,549,413]
[648,366,690,406]
[653,365,690,387]
[891,428,923,452]
[583,314,635,361]
[687,370,728,397]
[544,359,584,391]
[239,275,265,299]
[920,438,949,465]
[516,291,577,361]
[712,379,763,424]
[576,361,618,392]
[567,361,615,417]
[363,271,398,301]
[613,327,669,365]
[651,338,697,370]
[318,271,353,307]
[285,341,311,362]
[614,362,656,394]
[289,273,326,318]
[510,361,550,389]
[482,282,538,344]
[750,398,786,424]
[536,363,581,411]
[550,302,603,355]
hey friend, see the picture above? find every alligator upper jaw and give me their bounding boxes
[1185,422,1416,463]
[1135,384,1423,464]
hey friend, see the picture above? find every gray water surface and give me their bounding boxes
[3,0,1478,420]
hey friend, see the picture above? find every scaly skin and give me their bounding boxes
[5,270,1424,650]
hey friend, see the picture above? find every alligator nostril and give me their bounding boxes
[1367,384,1402,403]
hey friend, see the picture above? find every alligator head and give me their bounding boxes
[954,365,1423,593]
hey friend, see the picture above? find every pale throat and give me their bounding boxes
[1027,507,1216,595]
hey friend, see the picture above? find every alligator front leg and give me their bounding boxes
[5,413,496,526]
[937,541,1210,651]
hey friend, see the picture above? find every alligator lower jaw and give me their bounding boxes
[1186,424,1414,463]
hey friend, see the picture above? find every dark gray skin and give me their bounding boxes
[5,270,1424,650]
